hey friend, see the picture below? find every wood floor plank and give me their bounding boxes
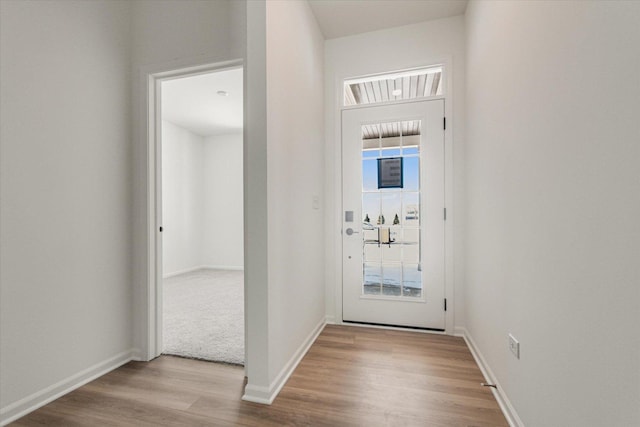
[11,325,507,426]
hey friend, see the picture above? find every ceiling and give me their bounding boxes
[161,68,243,137]
[160,2,467,136]
[308,0,468,39]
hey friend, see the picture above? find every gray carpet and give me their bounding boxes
[163,269,244,365]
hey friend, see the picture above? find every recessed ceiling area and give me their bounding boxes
[161,68,243,137]
[308,0,468,39]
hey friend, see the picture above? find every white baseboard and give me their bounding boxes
[201,265,244,271]
[0,349,135,426]
[456,327,525,427]
[163,265,245,278]
[241,383,272,404]
[130,348,145,362]
[324,315,336,324]
[162,266,202,278]
[242,317,326,405]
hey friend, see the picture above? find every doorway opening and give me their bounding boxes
[159,67,244,365]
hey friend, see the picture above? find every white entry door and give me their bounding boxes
[342,100,445,330]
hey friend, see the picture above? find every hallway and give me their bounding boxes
[13,325,506,426]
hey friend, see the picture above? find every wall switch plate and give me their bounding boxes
[312,195,320,210]
[508,334,520,359]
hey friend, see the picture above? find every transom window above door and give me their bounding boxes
[344,66,443,107]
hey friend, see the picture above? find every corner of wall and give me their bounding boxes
[242,318,326,405]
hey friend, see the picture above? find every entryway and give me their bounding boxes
[342,99,446,330]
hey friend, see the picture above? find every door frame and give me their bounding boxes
[142,58,245,362]
[341,100,446,330]
[332,58,455,334]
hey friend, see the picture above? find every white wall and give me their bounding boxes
[465,2,640,426]
[161,126,244,275]
[203,133,244,269]
[161,120,204,276]
[131,0,231,68]
[0,0,133,422]
[324,16,466,329]
[0,0,264,420]
[265,0,326,389]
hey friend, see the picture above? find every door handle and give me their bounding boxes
[345,228,359,236]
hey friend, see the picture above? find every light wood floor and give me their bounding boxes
[12,325,508,426]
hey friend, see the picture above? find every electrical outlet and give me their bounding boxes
[508,334,520,359]
[312,195,320,210]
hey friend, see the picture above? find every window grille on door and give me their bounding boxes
[361,121,423,298]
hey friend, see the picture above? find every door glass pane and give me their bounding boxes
[364,238,381,262]
[362,159,377,191]
[362,124,380,149]
[381,148,401,157]
[380,193,401,228]
[360,121,422,298]
[382,264,402,296]
[381,229,401,262]
[401,120,421,137]
[379,122,400,140]
[362,193,380,225]
[403,192,419,227]
[403,157,420,191]
[402,228,419,264]
[362,193,380,261]
[363,263,381,295]
[403,264,422,297]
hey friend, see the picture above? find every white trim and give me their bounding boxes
[341,94,445,111]
[456,327,525,427]
[331,57,455,333]
[241,384,272,405]
[162,266,203,279]
[142,58,244,362]
[242,318,326,404]
[162,265,245,278]
[0,350,135,426]
[340,93,447,111]
[130,348,144,362]
[332,67,344,327]
[453,326,466,337]
[201,265,244,271]
[442,57,455,335]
